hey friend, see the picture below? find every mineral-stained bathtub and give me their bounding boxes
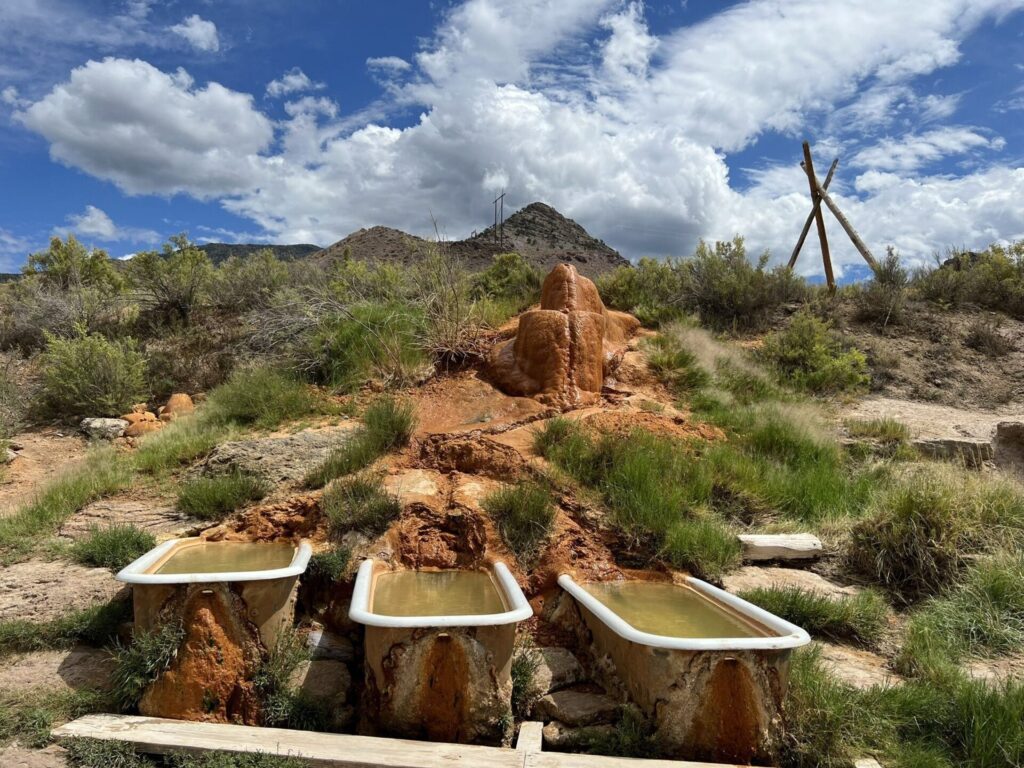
[116,538,312,722]
[557,573,810,764]
[350,558,532,744]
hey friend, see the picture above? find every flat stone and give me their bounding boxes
[0,560,126,623]
[534,647,585,694]
[738,533,822,561]
[306,627,355,662]
[535,689,619,727]
[198,425,356,485]
[0,647,115,691]
[0,744,68,768]
[58,499,193,541]
[912,437,993,467]
[816,641,901,690]
[79,418,128,440]
[3,447,16,464]
[723,566,860,599]
[542,720,615,748]
[382,469,443,505]
[287,659,351,703]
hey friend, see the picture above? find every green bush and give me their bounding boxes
[738,586,887,646]
[510,639,542,717]
[70,525,156,570]
[308,546,352,581]
[0,599,130,657]
[205,366,320,429]
[482,481,556,562]
[254,629,333,733]
[914,242,1024,318]
[759,310,868,394]
[597,258,686,327]
[210,250,289,313]
[472,252,541,308]
[568,706,665,759]
[24,235,123,294]
[177,471,270,520]
[38,331,146,418]
[854,247,909,326]
[110,621,185,710]
[127,235,213,326]
[322,474,401,539]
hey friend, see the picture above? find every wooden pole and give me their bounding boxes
[788,158,838,269]
[801,142,834,291]
[806,171,878,271]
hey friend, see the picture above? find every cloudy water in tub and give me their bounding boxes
[371,570,506,617]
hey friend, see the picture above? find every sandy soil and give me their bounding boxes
[843,396,1024,441]
[0,430,89,518]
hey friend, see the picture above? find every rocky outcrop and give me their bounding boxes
[160,393,195,422]
[488,264,639,409]
[79,417,128,440]
[197,426,355,485]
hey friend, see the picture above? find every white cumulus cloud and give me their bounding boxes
[169,14,220,53]
[60,205,160,243]
[266,68,324,98]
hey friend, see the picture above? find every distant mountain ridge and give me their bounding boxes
[197,242,321,265]
[313,202,627,277]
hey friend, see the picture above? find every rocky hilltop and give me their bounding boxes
[313,202,628,278]
[197,242,321,265]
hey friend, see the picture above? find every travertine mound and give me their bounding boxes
[488,264,639,408]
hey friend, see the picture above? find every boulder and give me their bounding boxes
[288,659,351,704]
[125,419,163,438]
[162,393,195,421]
[535,689,619,727]
[80,417,129,440]
[198,426,355,485]
[912,437,992,467]
[534,647,585,694]
[306,626,355,662]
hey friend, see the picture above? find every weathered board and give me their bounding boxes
[738,533,822,561]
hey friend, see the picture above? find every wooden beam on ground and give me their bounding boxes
[788,157,838,270]
[801,142,835,291]
[806,171,878,271]
[516,722,544,753]
[53,715,754,768]
[738,533,823,562]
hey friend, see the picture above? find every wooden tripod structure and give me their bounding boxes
[789,141,877,291]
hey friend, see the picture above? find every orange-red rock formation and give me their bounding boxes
[488,264,639,408]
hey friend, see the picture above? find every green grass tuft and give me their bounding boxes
[645,334,710,394]
[177,471,270,521]
[70,524,156,570]
[510,639,542,717]
[110,621,185,710]
[844,417,911,444]
[322,474,401,539]
[205,366,322,429]
[482,481,556,562]
[307,546,352,581]
[0,599,130,658]
[738,586,888,646]
[660,517,741,581]
[0,688,113,749]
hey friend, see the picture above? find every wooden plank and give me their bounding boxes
[515,722,544,753]
[788,157,838,269]
[52,714,525,768]
[853,759,883,768]
[808,173,878,270]
[525,752,747,768]
[801,142,834,291]
[738,533,822,562]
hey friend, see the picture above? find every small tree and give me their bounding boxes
[23,235,123,294]
[127,235,212,325]
[211,249,289,313]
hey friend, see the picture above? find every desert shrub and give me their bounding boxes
[759,310,868,394]
[111,621,186,710]
[37,330,147,418]
[308,546,352,581]
[644,334,710,394]
[322,474,401,539]
[24,235,122,293]
[914,242,1024,318]
[510,638,542,717]
[847,466,1024,603]
[126,235,213,326]
[303,396,415,488]
[70,525,156,570]
[177,471,270,520]
[738,587,887,646]
[418,248,488,367]
[205,366,320,429]
[0,357,25,441]
[472,252,541,308]
[210,250,289,314]
[597,258,686,327]
[1,689,112,750]
[482,481,556,562]
[144,321,240,400]
[683,237,806,331]
[965,316,1013,356]
[854,247,909,326]
[0,599,130,657]
[899,554,1024,675]
[844,417,910,444]
[0,277,126,352]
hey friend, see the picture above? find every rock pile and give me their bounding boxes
[488,264,639,408]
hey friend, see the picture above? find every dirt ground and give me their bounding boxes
[1,430,89,518]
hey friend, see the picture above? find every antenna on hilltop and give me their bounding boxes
[493,189,506,248]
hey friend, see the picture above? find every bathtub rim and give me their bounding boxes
[115,537,312,585]
[558,573,811,651]
[349,558,533,628]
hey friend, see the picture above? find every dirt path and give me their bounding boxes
[0,430,89,518]
[843,397,1024,440]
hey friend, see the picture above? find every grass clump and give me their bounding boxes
[848,466,1024,603]
[177,471,270,520]
[645,334,710,394]
[70,524,156,570]
[65,738,151,768]
[0,599,130,658]
[303,396,416,489]
[110,621,185,710]
[322,474,401,539]
[37,330,146,418]
[131,416,229,476]
[205,366,321,429]
[738,586,887,646]
[569,706,665,759]
[844,417,910,444]
[660,517,741,581]
[0,688,112,749]
[759,310,868,394]
[965,316,1013,356]
[254,629,332,732]
[308,546,352,581]
[483,481,556,563]
[64,739,309,768]
[510,638,542,717]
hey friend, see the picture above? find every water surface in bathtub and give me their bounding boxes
[153,541,296,575]
[371,570,506,617]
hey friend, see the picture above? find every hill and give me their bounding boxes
[313,202,628,277]
[197,242,321,265]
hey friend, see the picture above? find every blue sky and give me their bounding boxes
[1,0,1022,276]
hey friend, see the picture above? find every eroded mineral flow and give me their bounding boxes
[488,263,640,408]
